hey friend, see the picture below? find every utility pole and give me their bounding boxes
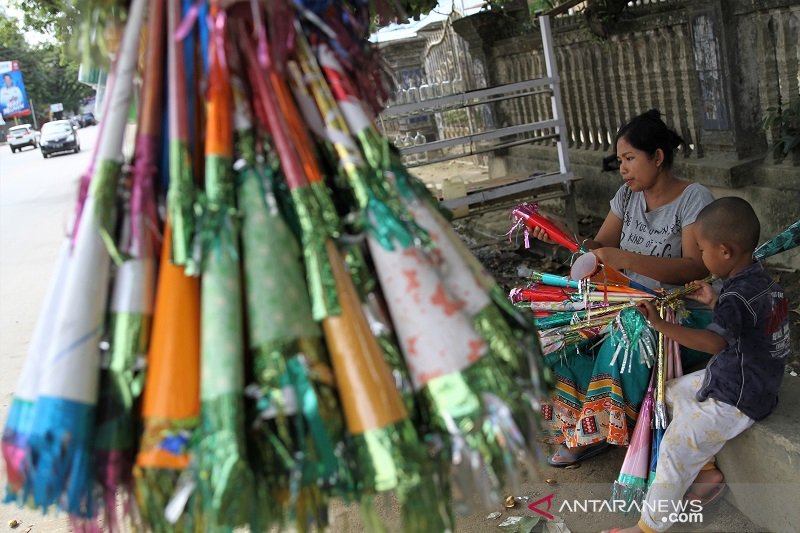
[30,98,38,129]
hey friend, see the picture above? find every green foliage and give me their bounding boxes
[385,0,520,22]
[528,0,558,16]
[397,0,439,18]
[0,15,93,118]
[370,0,438,25]
[584,0,629,39]
[12,0,125,69]
[372,0,524,33]
[763,99,800,162]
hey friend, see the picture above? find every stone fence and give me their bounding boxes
[460,0,799,160]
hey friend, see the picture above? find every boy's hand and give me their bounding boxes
[685,280,718,308]
[636,301,664,330]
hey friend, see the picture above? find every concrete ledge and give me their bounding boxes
[716,376,800,533]
[680,156,764,189]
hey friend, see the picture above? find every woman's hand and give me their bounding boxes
[592,247,629,271]
[685,280,718,309]
[527,215,574,246]
[529,226,557,245]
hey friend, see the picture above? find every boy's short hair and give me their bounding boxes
[696,197,760,253]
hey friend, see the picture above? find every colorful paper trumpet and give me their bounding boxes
[512,203,580,252]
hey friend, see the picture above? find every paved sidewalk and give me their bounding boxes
[327,445,762,533]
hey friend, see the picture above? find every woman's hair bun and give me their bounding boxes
[641,109,663,122]
[615,108,684,169]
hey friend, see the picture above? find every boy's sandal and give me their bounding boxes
[548,441,610,467]
[684,482,727,508]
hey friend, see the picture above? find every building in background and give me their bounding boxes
[78,64,108,120]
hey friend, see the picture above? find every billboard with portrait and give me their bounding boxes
[0,61,32,119]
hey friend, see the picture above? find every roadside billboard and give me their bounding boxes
[0,60,32,119]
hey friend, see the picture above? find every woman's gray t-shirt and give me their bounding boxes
[609,182,715,291]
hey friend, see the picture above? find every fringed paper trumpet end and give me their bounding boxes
[196,394,254,529]
[25,397,96,517]
[134,467,202,533]
[2,398,36,499]
[611,478,648,509]
[348,419,454,532]
[94,449,136,533]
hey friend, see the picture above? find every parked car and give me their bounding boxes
[79,113,97,127]
[7,124,38,153]
[39,120,80,158]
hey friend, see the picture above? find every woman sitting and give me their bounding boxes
[531,110,715,482]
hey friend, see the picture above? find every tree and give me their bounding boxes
[11,0,125,69]
[0,15,93,121]
[13,0,73,35]
[583,0,629,38]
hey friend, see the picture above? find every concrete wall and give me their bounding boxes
[498,143,800,269]
[377,36,438,143]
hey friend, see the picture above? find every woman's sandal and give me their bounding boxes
[548,441,610,467]
[684,482,727,508]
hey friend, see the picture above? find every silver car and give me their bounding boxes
[39,120,80,158]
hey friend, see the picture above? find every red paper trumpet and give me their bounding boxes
[509,285,576,304]
[512,203,580,252]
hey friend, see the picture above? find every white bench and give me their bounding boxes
[421,170,580,236]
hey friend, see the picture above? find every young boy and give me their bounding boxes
[603,197,791,533]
